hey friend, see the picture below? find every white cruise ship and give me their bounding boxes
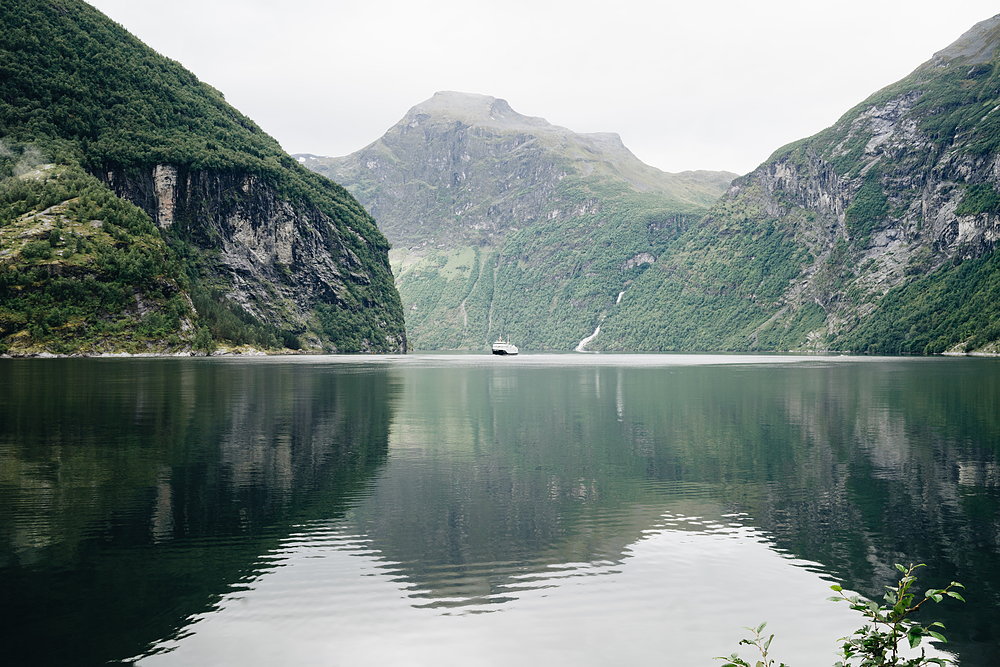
[491,336,518,356]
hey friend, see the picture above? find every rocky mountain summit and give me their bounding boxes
[304,92,733,250]
[302,92,735,350]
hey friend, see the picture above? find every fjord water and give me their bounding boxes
[1,355,998,666]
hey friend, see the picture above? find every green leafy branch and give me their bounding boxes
[718,564,964,667]
[829,563,965,667]
[717,621,789,667]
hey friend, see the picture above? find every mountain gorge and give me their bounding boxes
[302,92,735,350]
[308,15,1000,355]
[0,0,405,355]
[7,2,999,356]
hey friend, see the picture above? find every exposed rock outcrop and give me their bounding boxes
[99,164,406,352]
[724,19,1000,328]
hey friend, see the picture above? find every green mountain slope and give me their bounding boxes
[0,162,191,354]
[0,0,405,355]
[595,13,1000,354]
[301,92,735,350]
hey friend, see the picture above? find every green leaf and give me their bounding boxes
[929,593,943,603]
[713,658,743,667]
[895,564,907,573]
[927,631,947,643]
[946,591,966,602]
[756,621,767,635]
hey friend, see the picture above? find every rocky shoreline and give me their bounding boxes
[0,345,278,359]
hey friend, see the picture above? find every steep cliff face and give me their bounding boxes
[597,13,1000,354]
[99,164,405,351]
[302,92,735,350]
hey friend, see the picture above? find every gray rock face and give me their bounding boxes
[738,94,995,297]
[100,164,406,352]
[152,164,178,229]
[692,14,1000,348]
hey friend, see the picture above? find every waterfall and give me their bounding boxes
[575,325,601,352]
[576,289,623,352]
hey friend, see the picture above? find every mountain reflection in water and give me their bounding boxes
[0,358,396,666]
[1,354,998,666]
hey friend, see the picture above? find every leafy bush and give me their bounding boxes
[834,250,1000,354]
[20,241,52,260]
[316,301,396,353]
[719,564,964,667]
[193,326,215,353]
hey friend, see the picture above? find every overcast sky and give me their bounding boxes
[88,1,998,176]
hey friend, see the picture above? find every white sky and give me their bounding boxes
[87,0,998,176]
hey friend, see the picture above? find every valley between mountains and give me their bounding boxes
[3,1,1000,356]
[301,92,735,351]
[304,14,1000,355]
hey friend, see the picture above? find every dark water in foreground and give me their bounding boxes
[1,354,998,666]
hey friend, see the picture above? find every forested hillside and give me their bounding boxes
[0,0,406,355]
[302,92,735,350]
[593,13,1000,354]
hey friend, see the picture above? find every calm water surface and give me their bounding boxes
[1,354,998,666]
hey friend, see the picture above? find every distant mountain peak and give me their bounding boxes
[931,13,1000,65]
[300,92,735,351]
[408,91,560,132]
